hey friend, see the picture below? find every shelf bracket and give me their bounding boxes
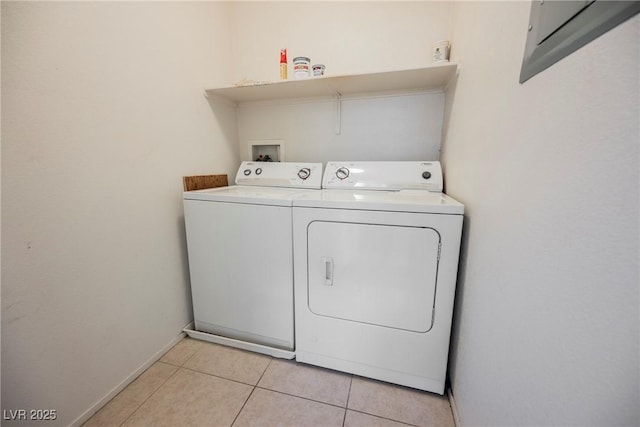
[334,91,342,135]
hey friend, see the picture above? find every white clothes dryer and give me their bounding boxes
[292,161,463,393]
[183,161,322,359]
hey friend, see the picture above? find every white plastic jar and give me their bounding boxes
[312,64,325,77]
[293,57,311,79]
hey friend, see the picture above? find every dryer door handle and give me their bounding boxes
[323,257,334,286]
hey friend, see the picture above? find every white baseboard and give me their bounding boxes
[448,387,461,427]
[70,324,190,427]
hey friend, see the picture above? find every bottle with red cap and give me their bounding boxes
[280,49,288,80]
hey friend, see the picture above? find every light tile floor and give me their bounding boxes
[84,337,455,427]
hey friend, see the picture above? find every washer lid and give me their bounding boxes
[323,161,443,191]
[184,185,317,206]
[292,189,464,214]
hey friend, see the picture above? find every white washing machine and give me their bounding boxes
[293,161,463,393]
[183,161,322,359]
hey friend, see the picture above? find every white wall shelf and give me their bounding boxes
[205,63,457,104]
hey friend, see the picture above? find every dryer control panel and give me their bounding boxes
[322,161,443,192]
[236,161,323,189]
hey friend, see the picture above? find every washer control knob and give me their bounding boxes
[336,167,350,180]
[255,168,262,175]
[297,168,311,180]
[243,169,251,176]
[422,171,432,180]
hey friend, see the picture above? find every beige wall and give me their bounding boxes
[229,1,454,164]
[443,2,639,425]
[229,1,453,82]
[1,2,238,425]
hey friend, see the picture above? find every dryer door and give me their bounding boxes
[307,221,440,333]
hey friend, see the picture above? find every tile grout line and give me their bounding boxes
[253,384,349,410]
[255,357,275,386]
[116,342,201,426]
[347,408,422,427]
[179,363,269,388]
[253,358,353,410]
[342,375,354,427]
[230,357,274,426]
[178,342,203,368]
[117,362,182,427]
[343,376,424,427]
[230,386,258,427]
